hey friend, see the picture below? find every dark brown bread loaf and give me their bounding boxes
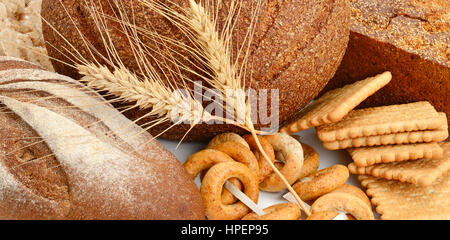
[322,0,449,125]
[41,0,351,141]
[0,57,204,220]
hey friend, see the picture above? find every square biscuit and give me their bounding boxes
[348,142,444,167]
[349,143,450,186]
[317,102,444,142]
[280,72,392,134]
[322,124,448,150]
[358,173,450,220]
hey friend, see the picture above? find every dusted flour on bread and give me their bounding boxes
[0,0,53,71]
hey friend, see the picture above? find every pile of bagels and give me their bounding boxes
[184,132,374,220]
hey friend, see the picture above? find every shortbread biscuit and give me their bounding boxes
[317,102,444,142]
[358,173,450,220]
[349,143,450,186]
[280,72,392,133]
[348,143,444,167]
[322,125,448,150]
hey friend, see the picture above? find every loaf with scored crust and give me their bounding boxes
[0,56,204,220]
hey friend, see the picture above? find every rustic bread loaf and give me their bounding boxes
[0,56,204,220]
[322,0,449,125]
[41,0,351,141]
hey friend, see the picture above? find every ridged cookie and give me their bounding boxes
[359,173,450,220]
[349,143,450,186]
[281,72,392,133]
[348,143,444,167]
[317,102,444,142]
[323,124,448,150]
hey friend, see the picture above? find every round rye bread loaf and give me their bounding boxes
[41,0,351,141]
[0,56,204,220]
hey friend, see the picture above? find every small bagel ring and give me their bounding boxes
[275,143,320,181]
[307,184,369,220]
[183,149,242,205]
[201,162,259,220]
[212,141,259,177]
[207,132,250,149]
[260,133,304,192]
[241,203,301,220]
[311,192,375,220]
[292,164,349,201]
[243,134,275,183]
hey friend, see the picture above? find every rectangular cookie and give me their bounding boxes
[317,102,444,142]
[349,143,450,186]
[322,125,448,150]
[348,142,444,167]
[281,72,392,133]
[358,173,450,220]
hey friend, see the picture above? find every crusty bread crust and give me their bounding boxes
[0,57,205,220]
[41,0,351,141]
[323,0,449,127]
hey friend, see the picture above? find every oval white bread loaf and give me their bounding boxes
[0,56,204,220]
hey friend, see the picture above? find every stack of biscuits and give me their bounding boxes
[281,72,450,220]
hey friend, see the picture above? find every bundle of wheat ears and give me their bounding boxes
[39,0,310,216]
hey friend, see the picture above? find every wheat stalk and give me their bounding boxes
[72,0,310,216]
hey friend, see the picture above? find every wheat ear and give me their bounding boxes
[187,0,249,125]
[77,63,208,125]
[187,0,237,90]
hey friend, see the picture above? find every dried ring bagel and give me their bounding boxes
[311,192,375,220]
[183,149,242,205]
[212,141,259,177]
[243,134,275,183]
[201,162,259,220]
[276,143,320,181]
[241,203,301,220]
[293,165,349,201]
[207,132,250,149]
[260,133,304,192]
[307,184,370,220]
[306,184,372,220]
